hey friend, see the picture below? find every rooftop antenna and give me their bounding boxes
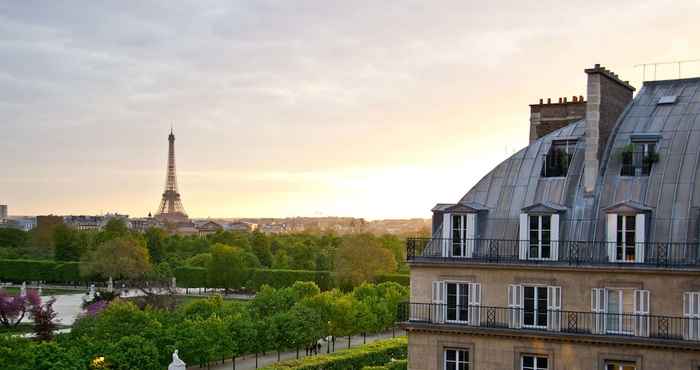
[634,59,700,81]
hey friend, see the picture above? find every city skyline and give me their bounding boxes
[2,1,699,219]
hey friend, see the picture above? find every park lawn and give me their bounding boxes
[1,287,84,296]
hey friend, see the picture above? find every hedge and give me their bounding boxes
[174,267,336,291]
[374,273,409,286]
[0,259,84,283]
[260,337,407,370]
[362,359,408,370]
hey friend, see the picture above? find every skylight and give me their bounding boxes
[657,95,678,105]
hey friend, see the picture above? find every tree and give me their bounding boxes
[271,250,290,269]
[144,227,166,263]
[0,228,29,249]
[207,244,249,292]
[334,234,397,287]
[0,289,41,328]
[32,297,58,341]
[105,335,161,370]
[53,224,82,261]
[185,253,212,268]
[80,237,152,280]
[250,231,273,267]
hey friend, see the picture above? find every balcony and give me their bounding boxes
[620,150,657,176]
[406,238,700,268]
[540,151,573,177]
[398,302,700,344]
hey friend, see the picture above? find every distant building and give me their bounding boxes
[128,217,163,233]
[260,223,287,234]
[0,205,7,220]
[226,221,258,232]
[196,221,223,236]
[64,215,104,231]
[11,217,36,231]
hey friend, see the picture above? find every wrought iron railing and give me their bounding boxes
[406,238,700,267]
[398,302,700,342]
[621,151,656,176]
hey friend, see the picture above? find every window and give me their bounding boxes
[616,215,636,262]
[446,282,469,323]
[541,140,575,177]
[529,215,551,259]
[606,289,634,334]
[523,286,548,328]
[522,355,548,370]
[621,142,657,176]
[605,361,636,370]
[444,348,470,370]
[451,214,468,257]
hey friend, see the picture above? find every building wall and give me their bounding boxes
[0,205,7,219]
[408,330,700,370]
[410,264,700,317]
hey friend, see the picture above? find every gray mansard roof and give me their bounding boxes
[454,77,700,243]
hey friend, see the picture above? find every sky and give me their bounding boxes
[1,1,699,219]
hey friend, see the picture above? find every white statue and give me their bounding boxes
[168,350,186,370]
[171,277,177,290]
[38,282,42,296]
[20,282,26,297]
[89,284,96,297]
[107,277,114,292]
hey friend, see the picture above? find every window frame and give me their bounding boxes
[443,347,470,370]
[445,281,470,323]
[451,214,468,257]
[528,215,552,260]
[615,215,636,262]
[523,285,548,329]
[521,354,549,370]
[605,288,635,335]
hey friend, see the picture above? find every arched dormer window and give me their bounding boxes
[519,202,566,261]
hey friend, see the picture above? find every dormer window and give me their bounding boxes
[620,139,659,177]
[519,202,566,261]
[604,201,652,263]
[541,140,576,177]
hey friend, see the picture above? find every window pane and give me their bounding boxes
[446,349,455,361]
[459,350,469,362]
[541,215,550,230]
[446,363,456,370]
[537,357,548,369]
[626,215,635,231]
[523,355,534,368]
[530,216,539,230]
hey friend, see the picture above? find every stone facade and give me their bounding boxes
[407,330,700,370]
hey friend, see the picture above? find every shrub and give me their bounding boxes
[174,266,207,288]
[259,337,407,370]
[0,259,84,284]
[362,359,408,370]
[247,269,336,291]
[374,273,409,286]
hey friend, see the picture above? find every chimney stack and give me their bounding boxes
[529,95,587,143]
[583,64,635,194]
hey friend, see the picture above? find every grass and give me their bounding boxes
[1,287,84,296]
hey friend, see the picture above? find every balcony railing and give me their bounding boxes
[398,302,700,343]
[406,238,700,267]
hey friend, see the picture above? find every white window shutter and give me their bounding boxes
[441,213,451,257]
[635,213,646,262]
[633,289,650,337]
[684,292,700,340]
[591,288,606,334]
[547,286,562,331]
[606,214,617,262]
[551,214,560,261]
[519,214,528,260]
[468,283,481,326]
[432,281,445,323]
[508,284,522,329]
[465,213,476,258]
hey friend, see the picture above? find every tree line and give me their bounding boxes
[0,219,410,288]
[0,281,408,370]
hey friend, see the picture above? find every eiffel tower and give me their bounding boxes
[155,127,189,223]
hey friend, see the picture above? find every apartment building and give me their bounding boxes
[400,65,700,369]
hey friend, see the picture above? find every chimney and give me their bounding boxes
[583,64,635,194]
[529,95,587,143]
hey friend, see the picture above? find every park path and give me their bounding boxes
[203,329,406,370]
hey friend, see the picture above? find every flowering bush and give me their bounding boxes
[0,288,41,328]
